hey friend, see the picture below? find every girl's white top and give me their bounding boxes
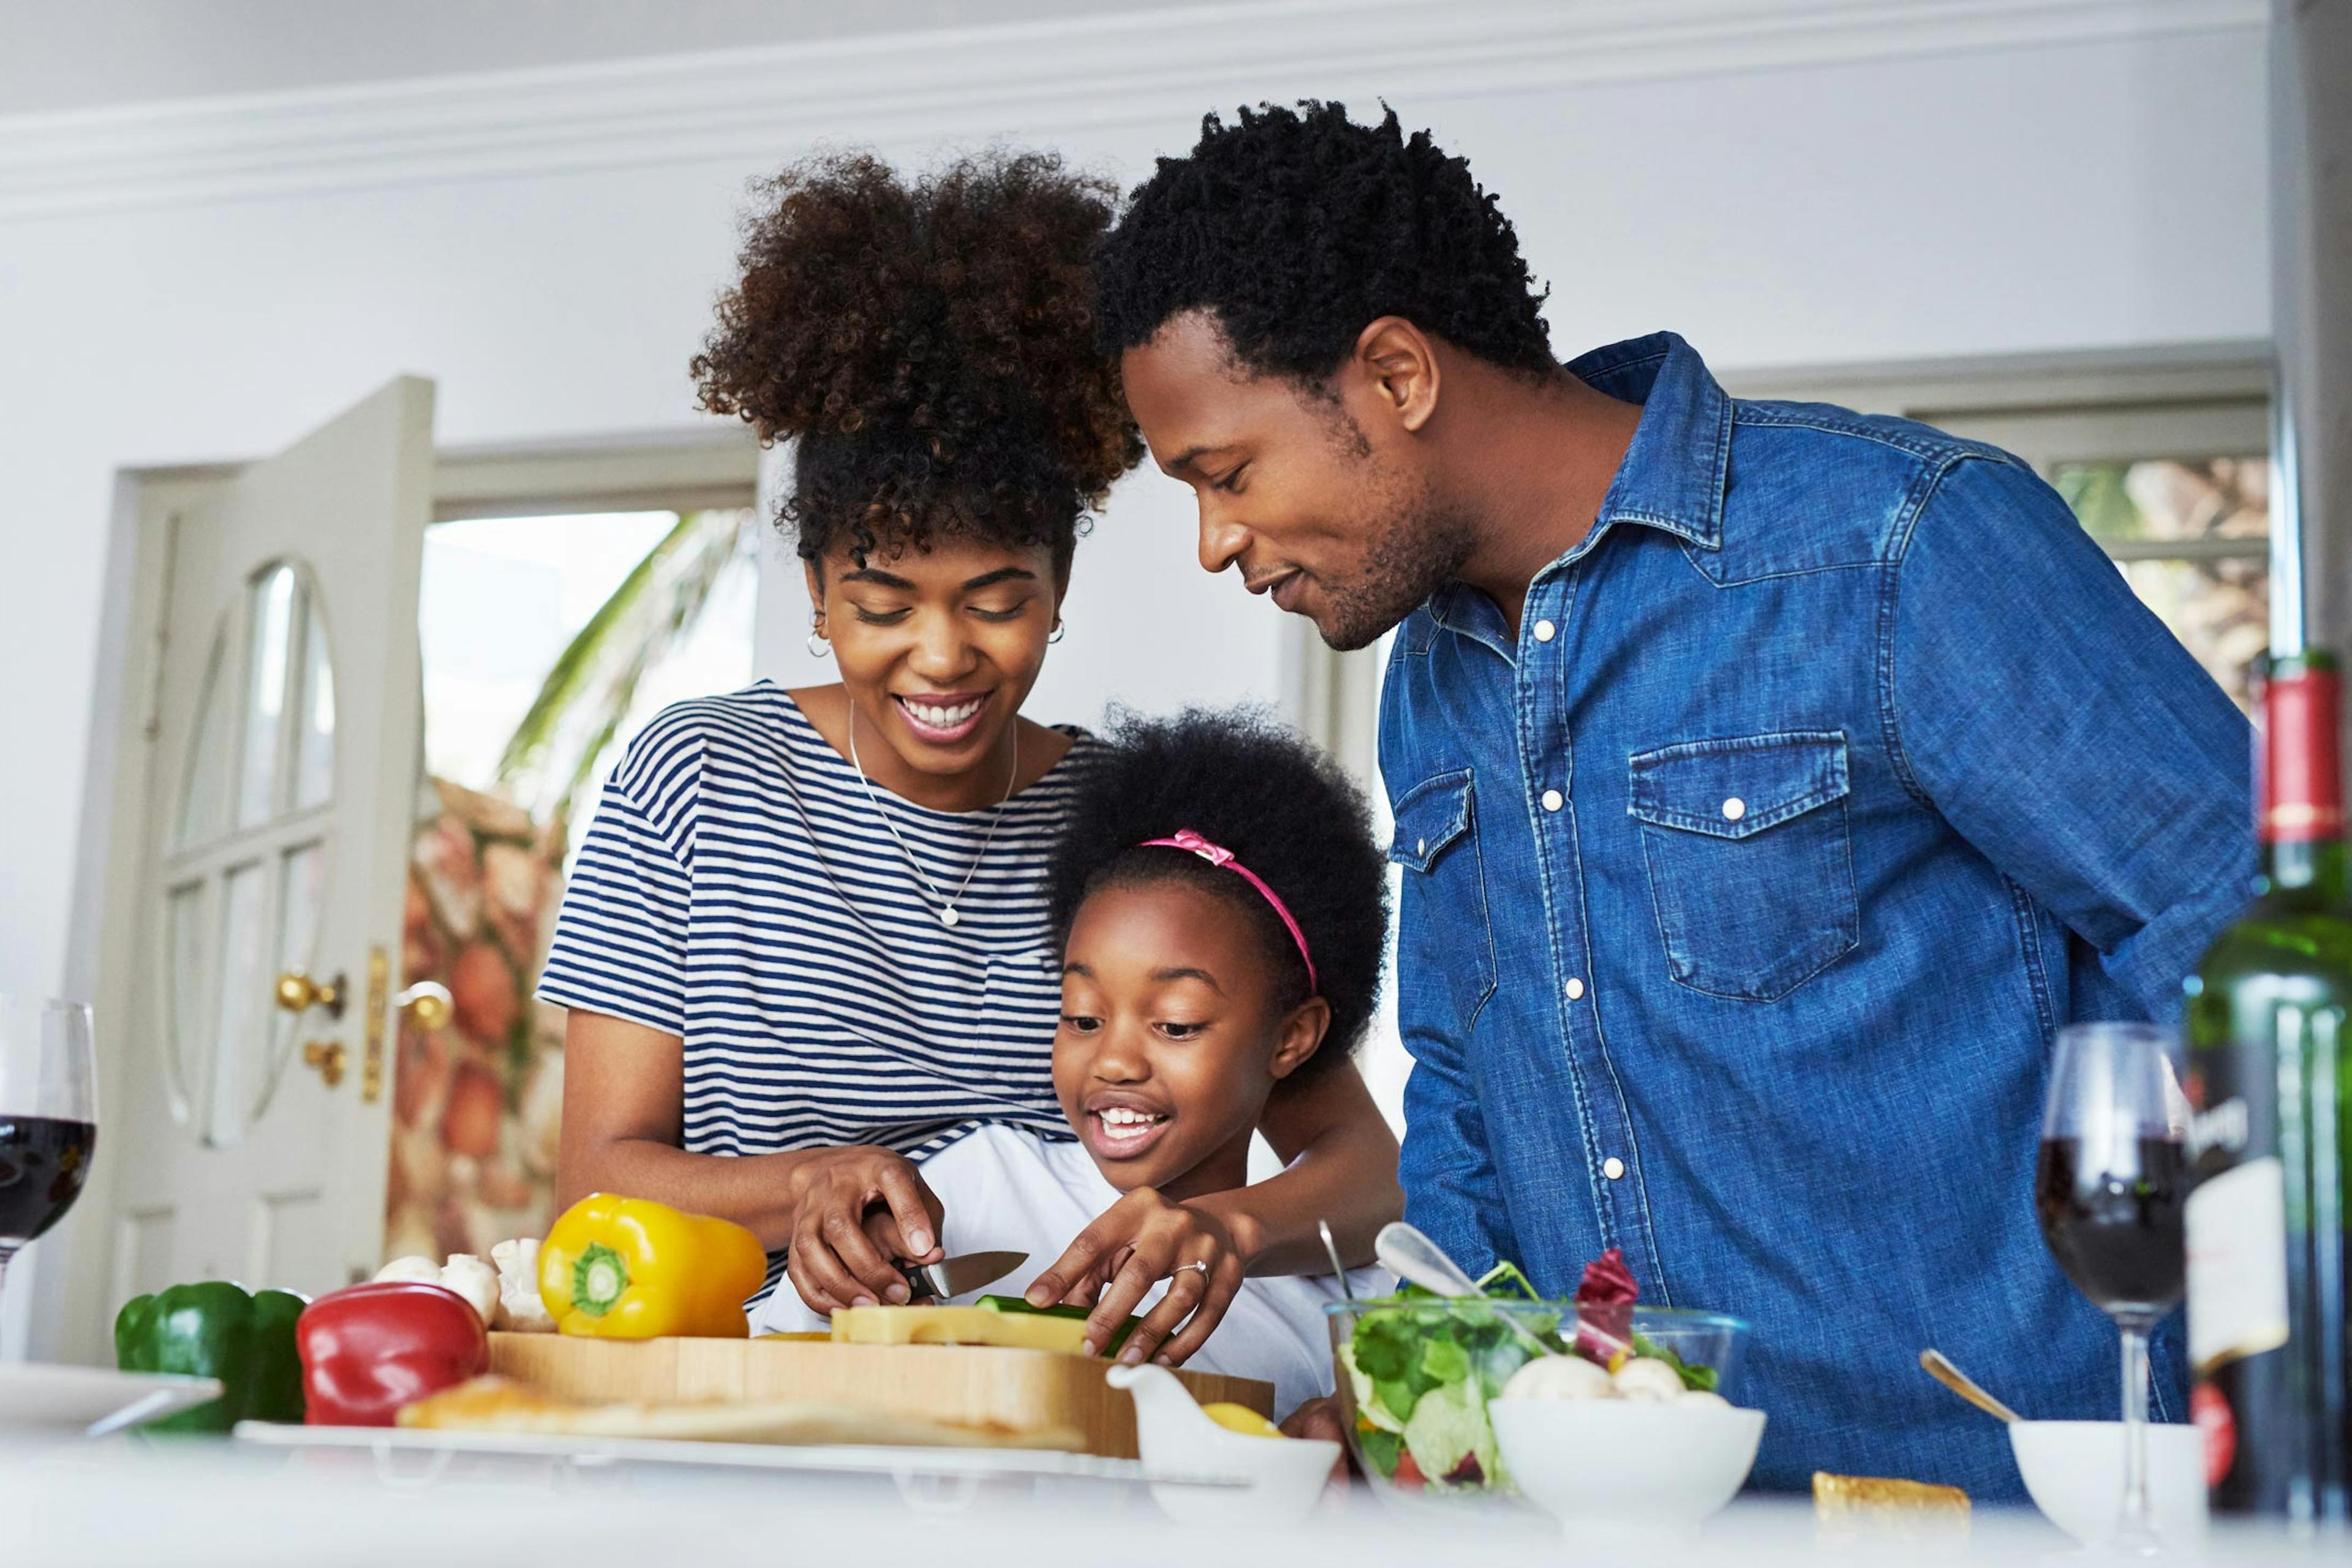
[752,1123,1384,1417]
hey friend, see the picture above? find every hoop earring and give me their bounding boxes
[1047,621,1066,645]
[805,619,831,660]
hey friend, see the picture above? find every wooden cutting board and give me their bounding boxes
[486,1334,1273,1459]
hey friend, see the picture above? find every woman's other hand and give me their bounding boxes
[785,1147,946,1314]
[1023,1187,1250,1365]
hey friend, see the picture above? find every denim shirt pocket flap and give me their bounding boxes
[1627,731,1850,841]
[1389,768,1476,872]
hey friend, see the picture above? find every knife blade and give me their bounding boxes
[902,1250,1027,1301]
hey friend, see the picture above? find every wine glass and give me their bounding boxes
[2035,1022,2190,1555]
[0,995,99,1312]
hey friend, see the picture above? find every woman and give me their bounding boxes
[538,150,1401,1365]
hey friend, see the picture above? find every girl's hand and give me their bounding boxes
[1023,1187,1246,1366]
[785,1147,946,1314]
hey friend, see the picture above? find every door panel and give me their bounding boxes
[107,377,433,1305]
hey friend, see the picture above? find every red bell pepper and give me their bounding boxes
[296,1280,488,1427]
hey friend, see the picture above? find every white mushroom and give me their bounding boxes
[437,1253,501,1327]
[491,1237,556,1332]
[1679,1389,1732,1411]
[372,1254,443,1286]
[1499,1354,1621,1402]
[1611,1355,1689,1403]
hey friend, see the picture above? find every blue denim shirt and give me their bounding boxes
[1379,333,2253,1497]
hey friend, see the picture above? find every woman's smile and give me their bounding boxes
[894,689,993,746]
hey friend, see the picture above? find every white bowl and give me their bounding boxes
[2009,1420,2207,1549]
[1489,1398,1765,1537]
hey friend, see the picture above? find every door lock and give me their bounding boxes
[302,1039,347,1088]
[276,970,347,1019]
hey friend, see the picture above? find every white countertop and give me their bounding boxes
[1,1436,2334,1567]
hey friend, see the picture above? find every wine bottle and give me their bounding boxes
[2183,650,2352,1528]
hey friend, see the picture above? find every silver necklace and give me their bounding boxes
[846,702,1020,928]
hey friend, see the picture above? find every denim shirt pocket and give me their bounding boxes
[1627,731,1860,1003]
[1389,768,1499,1031]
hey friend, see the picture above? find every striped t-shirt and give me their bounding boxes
[537,682,1091,1295]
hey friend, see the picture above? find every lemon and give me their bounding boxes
[1201,1401,1284,1438]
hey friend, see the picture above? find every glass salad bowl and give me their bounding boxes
[1325,1297,1750,1505]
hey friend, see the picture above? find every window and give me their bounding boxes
[2054,458,2267,710]
[387,437,760,1262]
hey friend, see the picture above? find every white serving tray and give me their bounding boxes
[231,1420,1245,1487]
[1,1362,223,1438]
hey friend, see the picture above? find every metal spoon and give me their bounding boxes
[1374,1221,1486,1297]
[1919,1348,2021,1424]
[1319,1219,1355,1300]
[1374,1222,1558,1357]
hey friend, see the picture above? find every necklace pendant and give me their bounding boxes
[938,905,961,929]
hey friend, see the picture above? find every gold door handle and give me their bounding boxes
[302,1039,347,1089]
[394,981,453,1031]
[276,970,347,1019]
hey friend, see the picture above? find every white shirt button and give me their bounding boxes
[1415,837,1427,858]
[1721,796,1746,821]
[1564,976,1586,1001]
[1541,789,1564,812]
[1532,619,1556,643]
[1602,1156,1626,1180]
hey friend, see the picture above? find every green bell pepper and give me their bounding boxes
[113,1281,307,1431]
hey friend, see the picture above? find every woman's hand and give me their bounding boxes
[1023,1187,1251,1366]
[784,1147,946,1314]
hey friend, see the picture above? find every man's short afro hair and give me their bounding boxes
[1095,101,1556,383]
[1046,708,1389,1076]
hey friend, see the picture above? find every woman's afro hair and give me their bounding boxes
[692,149,1144,571]
[1095,101,1556,383]
[1046,708,1390,1075]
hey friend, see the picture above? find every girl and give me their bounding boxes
[541,151,1401,1370]
[756,709,1391,1416]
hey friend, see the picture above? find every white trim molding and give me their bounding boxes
[0,0,2263,224]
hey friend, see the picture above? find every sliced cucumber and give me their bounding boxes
[977,1295,1142,1357]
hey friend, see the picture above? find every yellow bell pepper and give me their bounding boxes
[537,1193,768,1340]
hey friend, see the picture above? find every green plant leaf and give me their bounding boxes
[492,509,756,823]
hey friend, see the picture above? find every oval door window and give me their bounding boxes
[165,560,337,1148]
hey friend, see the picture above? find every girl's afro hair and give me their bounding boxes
[1046,708,1390,1074]
[692,149,1144,572]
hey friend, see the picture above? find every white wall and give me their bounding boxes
[0,0,1226,114]
[0,0,2268,1353]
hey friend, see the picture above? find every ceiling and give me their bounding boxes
[0,0,1226,115]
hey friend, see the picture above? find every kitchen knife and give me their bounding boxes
[901,1250,1027,1301]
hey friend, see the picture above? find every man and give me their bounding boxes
[1093,102,2251,1494]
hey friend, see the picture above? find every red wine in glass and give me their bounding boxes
[2035,1134,2188,1316]
[0,997,98,1305]
[2039,1021,2190,1554]
[0,1114,99,1251]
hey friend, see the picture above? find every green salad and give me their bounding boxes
[1336,1259,1717,1496]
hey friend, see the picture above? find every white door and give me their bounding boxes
[106,378,434,1304]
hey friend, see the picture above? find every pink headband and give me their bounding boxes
[1139,829,1317,992]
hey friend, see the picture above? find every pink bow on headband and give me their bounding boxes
[1138,829,1318,992]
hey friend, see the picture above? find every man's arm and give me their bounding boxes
[1395,1007,1518,1278]
[1888,453,2253,1013]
